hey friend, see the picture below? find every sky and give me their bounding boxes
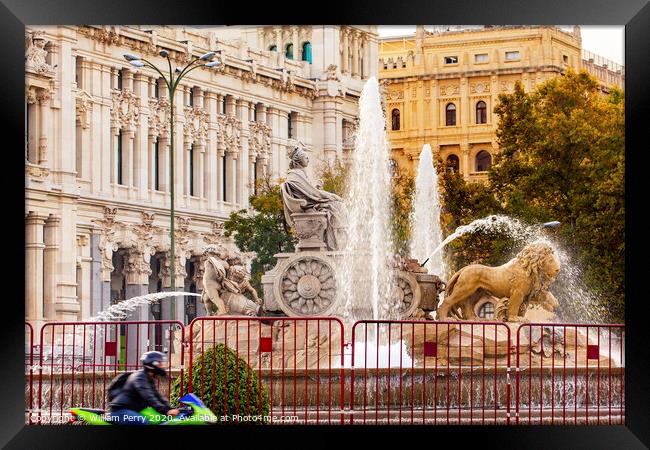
[377,26,624,65]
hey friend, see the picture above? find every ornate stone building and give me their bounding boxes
[25,25,378,330]
[378,26,625,180]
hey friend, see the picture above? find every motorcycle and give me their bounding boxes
[69,393,219,425]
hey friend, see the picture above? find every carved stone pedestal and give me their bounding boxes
[292,212,327,251]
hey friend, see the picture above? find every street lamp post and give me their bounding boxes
[124,50,220,320]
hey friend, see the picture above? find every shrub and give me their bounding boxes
[170,343,270,424]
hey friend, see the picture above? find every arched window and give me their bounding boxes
[391,109,401,131]
[445,103,457,126]
[476,101,487,124]
[477,301,495,319]
[446,154,460,174]
[302,42,312,63]
[476,150,492,172]
[269,45,277,52]
[286,43,294,60]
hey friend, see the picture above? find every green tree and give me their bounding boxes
[223,177,296,298]
[391,172,415,256]
[438,162,508,272]
[170,344,270,423]
[491,69,625,321]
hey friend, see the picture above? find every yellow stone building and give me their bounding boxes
[379,26,624,180]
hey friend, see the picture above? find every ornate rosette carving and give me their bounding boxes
[275,255,338,316]
[394,271,421,318]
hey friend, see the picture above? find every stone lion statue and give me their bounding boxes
[436,242,561,322]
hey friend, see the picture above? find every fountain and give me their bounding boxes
[410,144,447,279]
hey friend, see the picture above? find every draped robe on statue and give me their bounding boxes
[281,168,346,251]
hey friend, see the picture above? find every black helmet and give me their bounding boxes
[141,351,168,377]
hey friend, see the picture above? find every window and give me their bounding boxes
[117,130,123,184]
[445,103,456,126]
[475,150,492,172]
[188,89,194,107]
[390,109,401,131]
[117,69,123,90]
[75,56,83,88]
[505,51,520,61]
[154,78,160,98]
[302,42,312,63]
[474,53,488,64]
[222,155,227,201]
[446,154,460,174]
[444,56,458,64]
[477,301,495,319]
[286,43,294,60]
[476,101,487,124]
[189,144,194,196]
[25,102,29,162]
[288,113,292,138]
[269,45,277,52]
[154,138,160,190]
[253,161,258,195]
[563,54,569,64]
[221,96,227,114]
[253,106,258,122]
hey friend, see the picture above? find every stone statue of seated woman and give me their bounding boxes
[281,145,346,251]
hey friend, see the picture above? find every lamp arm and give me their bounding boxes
[172,57,201,89]
[139,59,171,90]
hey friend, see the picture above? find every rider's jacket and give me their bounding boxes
[108,369,172,415]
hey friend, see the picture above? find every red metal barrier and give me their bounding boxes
[515,323,625,425]
[26,318,626,426]
[33,320,184,425]
[186,316,345,425]
[25,322,34,424]
[350,320,512,425]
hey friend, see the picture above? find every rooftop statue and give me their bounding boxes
[281,144,346,251]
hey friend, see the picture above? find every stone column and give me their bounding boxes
[323,107,338,163]
[43,215,60,320]
[111,127,119,184]
[205,91,218,210]
[461,143,471,177]
[25,212,46,323]
[352,31,360,77]
[76,235,92,320]
[90,233,108,318]
[274,27,282,54]
[237,99,250,206]
[292,26,299,60]
[258,104,267,124]
[341,28,349,73]
[225,150,237,203]
[123,247,150,366]
[37,90,51,166]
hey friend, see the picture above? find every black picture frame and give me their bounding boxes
[4,0,648,447]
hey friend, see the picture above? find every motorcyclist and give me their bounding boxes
[108,351,179,425]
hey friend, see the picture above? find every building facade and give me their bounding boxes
[25,25,378,330]
[378,26,625,180]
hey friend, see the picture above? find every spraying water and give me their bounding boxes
[410,144,447,278]
[90,291,200,322]
[424,214,606,323]
[339,77,397,322]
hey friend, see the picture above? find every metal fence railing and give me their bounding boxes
[25,319,624,425]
